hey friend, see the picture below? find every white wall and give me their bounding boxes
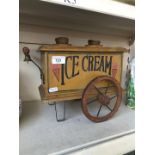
[130,42,135,59]
[19,24,132,101]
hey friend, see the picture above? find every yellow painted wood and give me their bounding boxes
[48,53,122,91]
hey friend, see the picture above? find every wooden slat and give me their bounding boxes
[39,44,128,52]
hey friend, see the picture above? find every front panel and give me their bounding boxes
[47,52,122,93]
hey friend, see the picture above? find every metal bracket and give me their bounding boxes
[48,100,55,105]
[22,47,45,84]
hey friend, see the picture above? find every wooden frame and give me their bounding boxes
[38,43,127,102]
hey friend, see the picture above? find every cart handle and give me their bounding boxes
[22,47,45,84]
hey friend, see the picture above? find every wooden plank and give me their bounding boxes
[39,44,128,52]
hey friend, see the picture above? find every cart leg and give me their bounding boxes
[54,102,66,122]
[48,100,55,105]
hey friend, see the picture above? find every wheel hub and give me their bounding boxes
[98,94,110,106]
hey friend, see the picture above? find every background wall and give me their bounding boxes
[19,24,133,101]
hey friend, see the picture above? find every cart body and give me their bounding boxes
[39,40,127,102]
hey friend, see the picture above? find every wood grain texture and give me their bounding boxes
[39,44,128,52]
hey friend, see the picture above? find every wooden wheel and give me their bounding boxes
[82,76,122,122]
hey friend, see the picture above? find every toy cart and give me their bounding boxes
[23,37,127,123]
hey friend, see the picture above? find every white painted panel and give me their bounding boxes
[20,0,134,39]
[19,24,129,46]
[130,42,135,59]
[41,0,135,19]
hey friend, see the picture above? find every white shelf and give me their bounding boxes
[20,0,135,39]
[20,101,135,155]
[56,133,135,155]
[41,0,135,19]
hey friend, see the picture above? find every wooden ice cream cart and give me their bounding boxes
[23,37,127,123]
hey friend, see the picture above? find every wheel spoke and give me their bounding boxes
[88,98,98,104]
[94,85,115,95]
[110,95,117,100]
[105,105,113,111]
[100,85,115,92]
[94,85,104,95]
[97,105,103,117]
[104,83,110,95]
[101,85,115,89]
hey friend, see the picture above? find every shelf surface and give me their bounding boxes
[20,0,135,39]
[19,100,135,155]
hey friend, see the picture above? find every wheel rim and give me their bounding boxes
[82,76,122,122]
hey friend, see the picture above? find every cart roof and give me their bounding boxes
[39,44,128,53]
